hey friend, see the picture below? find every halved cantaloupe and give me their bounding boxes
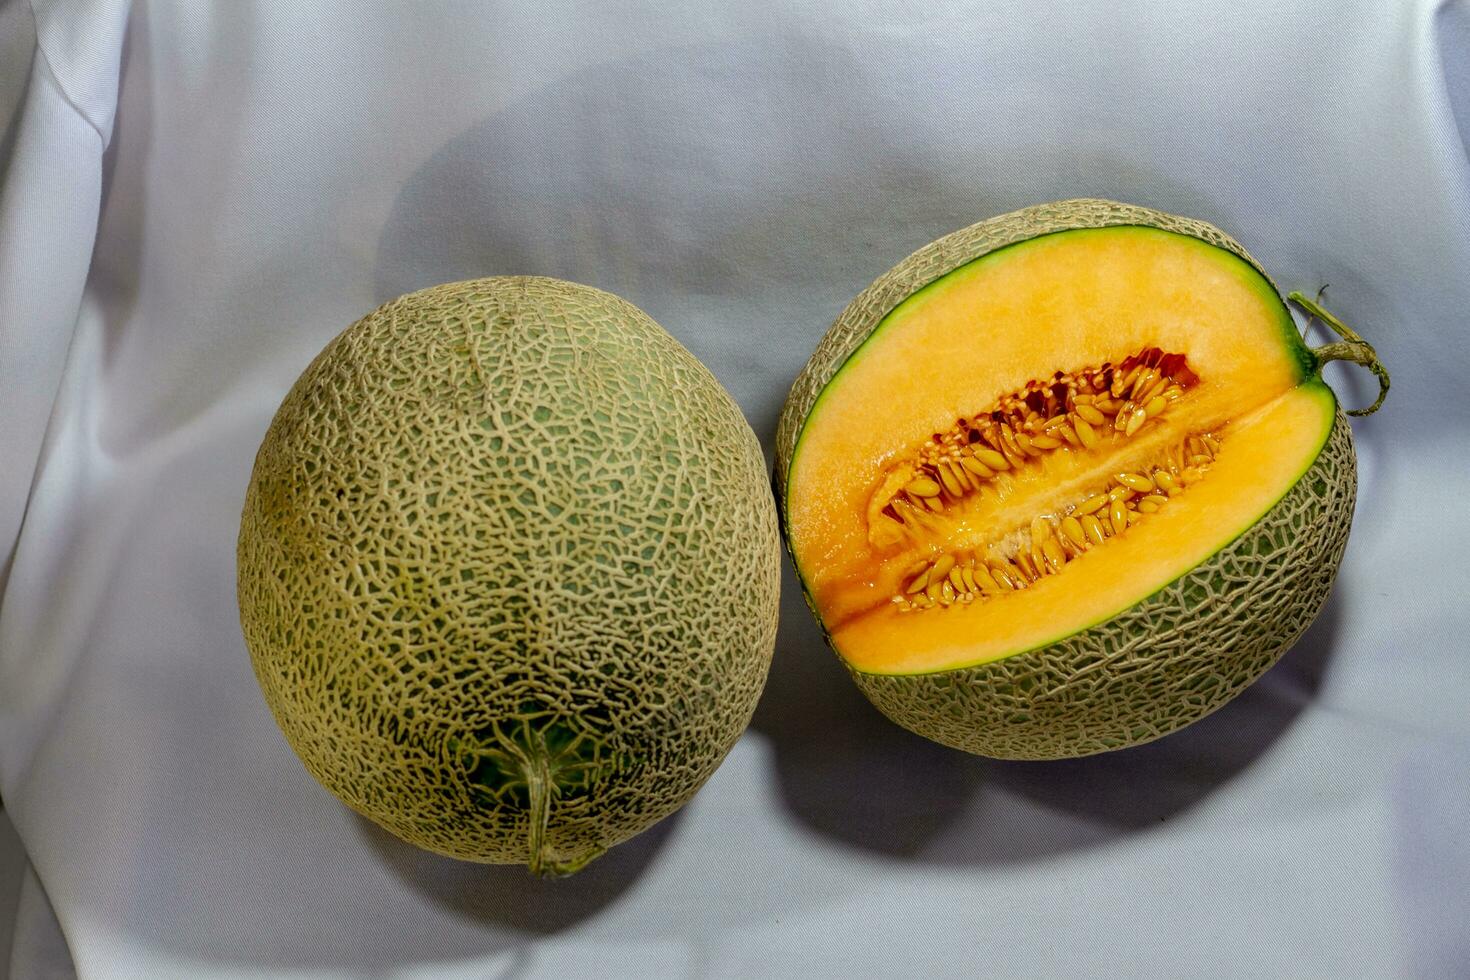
[775,200,1387,759]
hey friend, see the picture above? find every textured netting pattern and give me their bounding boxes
[238,277,781,870]
[773,198,1273,487]
[852,411,1356,759]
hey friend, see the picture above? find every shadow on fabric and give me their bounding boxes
[353,809,678,933]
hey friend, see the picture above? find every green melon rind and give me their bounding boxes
[850,401,1353,759]
[238,277,781,867]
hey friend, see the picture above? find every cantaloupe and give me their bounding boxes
[238,277,781,874]
[775,199,1388,760]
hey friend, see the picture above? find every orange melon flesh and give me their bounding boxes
[834,383,1334,674]
[785,225,1324,675]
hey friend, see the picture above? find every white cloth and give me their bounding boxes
[2,0,1468,976]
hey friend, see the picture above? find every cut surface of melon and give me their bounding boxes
[784,225,1330,676]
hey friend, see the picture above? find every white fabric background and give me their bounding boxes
[1,0,1468,976]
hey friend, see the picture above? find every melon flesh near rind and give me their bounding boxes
[849,399,1354,759]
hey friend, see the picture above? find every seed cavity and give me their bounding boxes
[891,428,1222,613]
[872,348,1199,545]
[871,346,1226,614]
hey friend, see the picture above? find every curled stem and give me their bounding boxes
[1288,289,1390,417]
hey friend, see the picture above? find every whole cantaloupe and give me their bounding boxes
[237,277,780,874]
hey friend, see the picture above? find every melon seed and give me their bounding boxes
[1124,406,1148,437]
[1116,472,1155,493]
[1075,404,1106,425]
[1109,498,1128,535]
[1081,513,1108,546]
[960,455,996,479]
[936,465,964,497]
[1061,516,1088,549]
[974,448,1009,470]
[906,477,942,498]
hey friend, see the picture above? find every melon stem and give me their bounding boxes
[523,749,555,878]
[1289,289,1390,416]
[521,742,606,878]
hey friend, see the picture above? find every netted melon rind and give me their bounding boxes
[773,199,1274,490]
[849,409,1355,759]
[238,277,781,866]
